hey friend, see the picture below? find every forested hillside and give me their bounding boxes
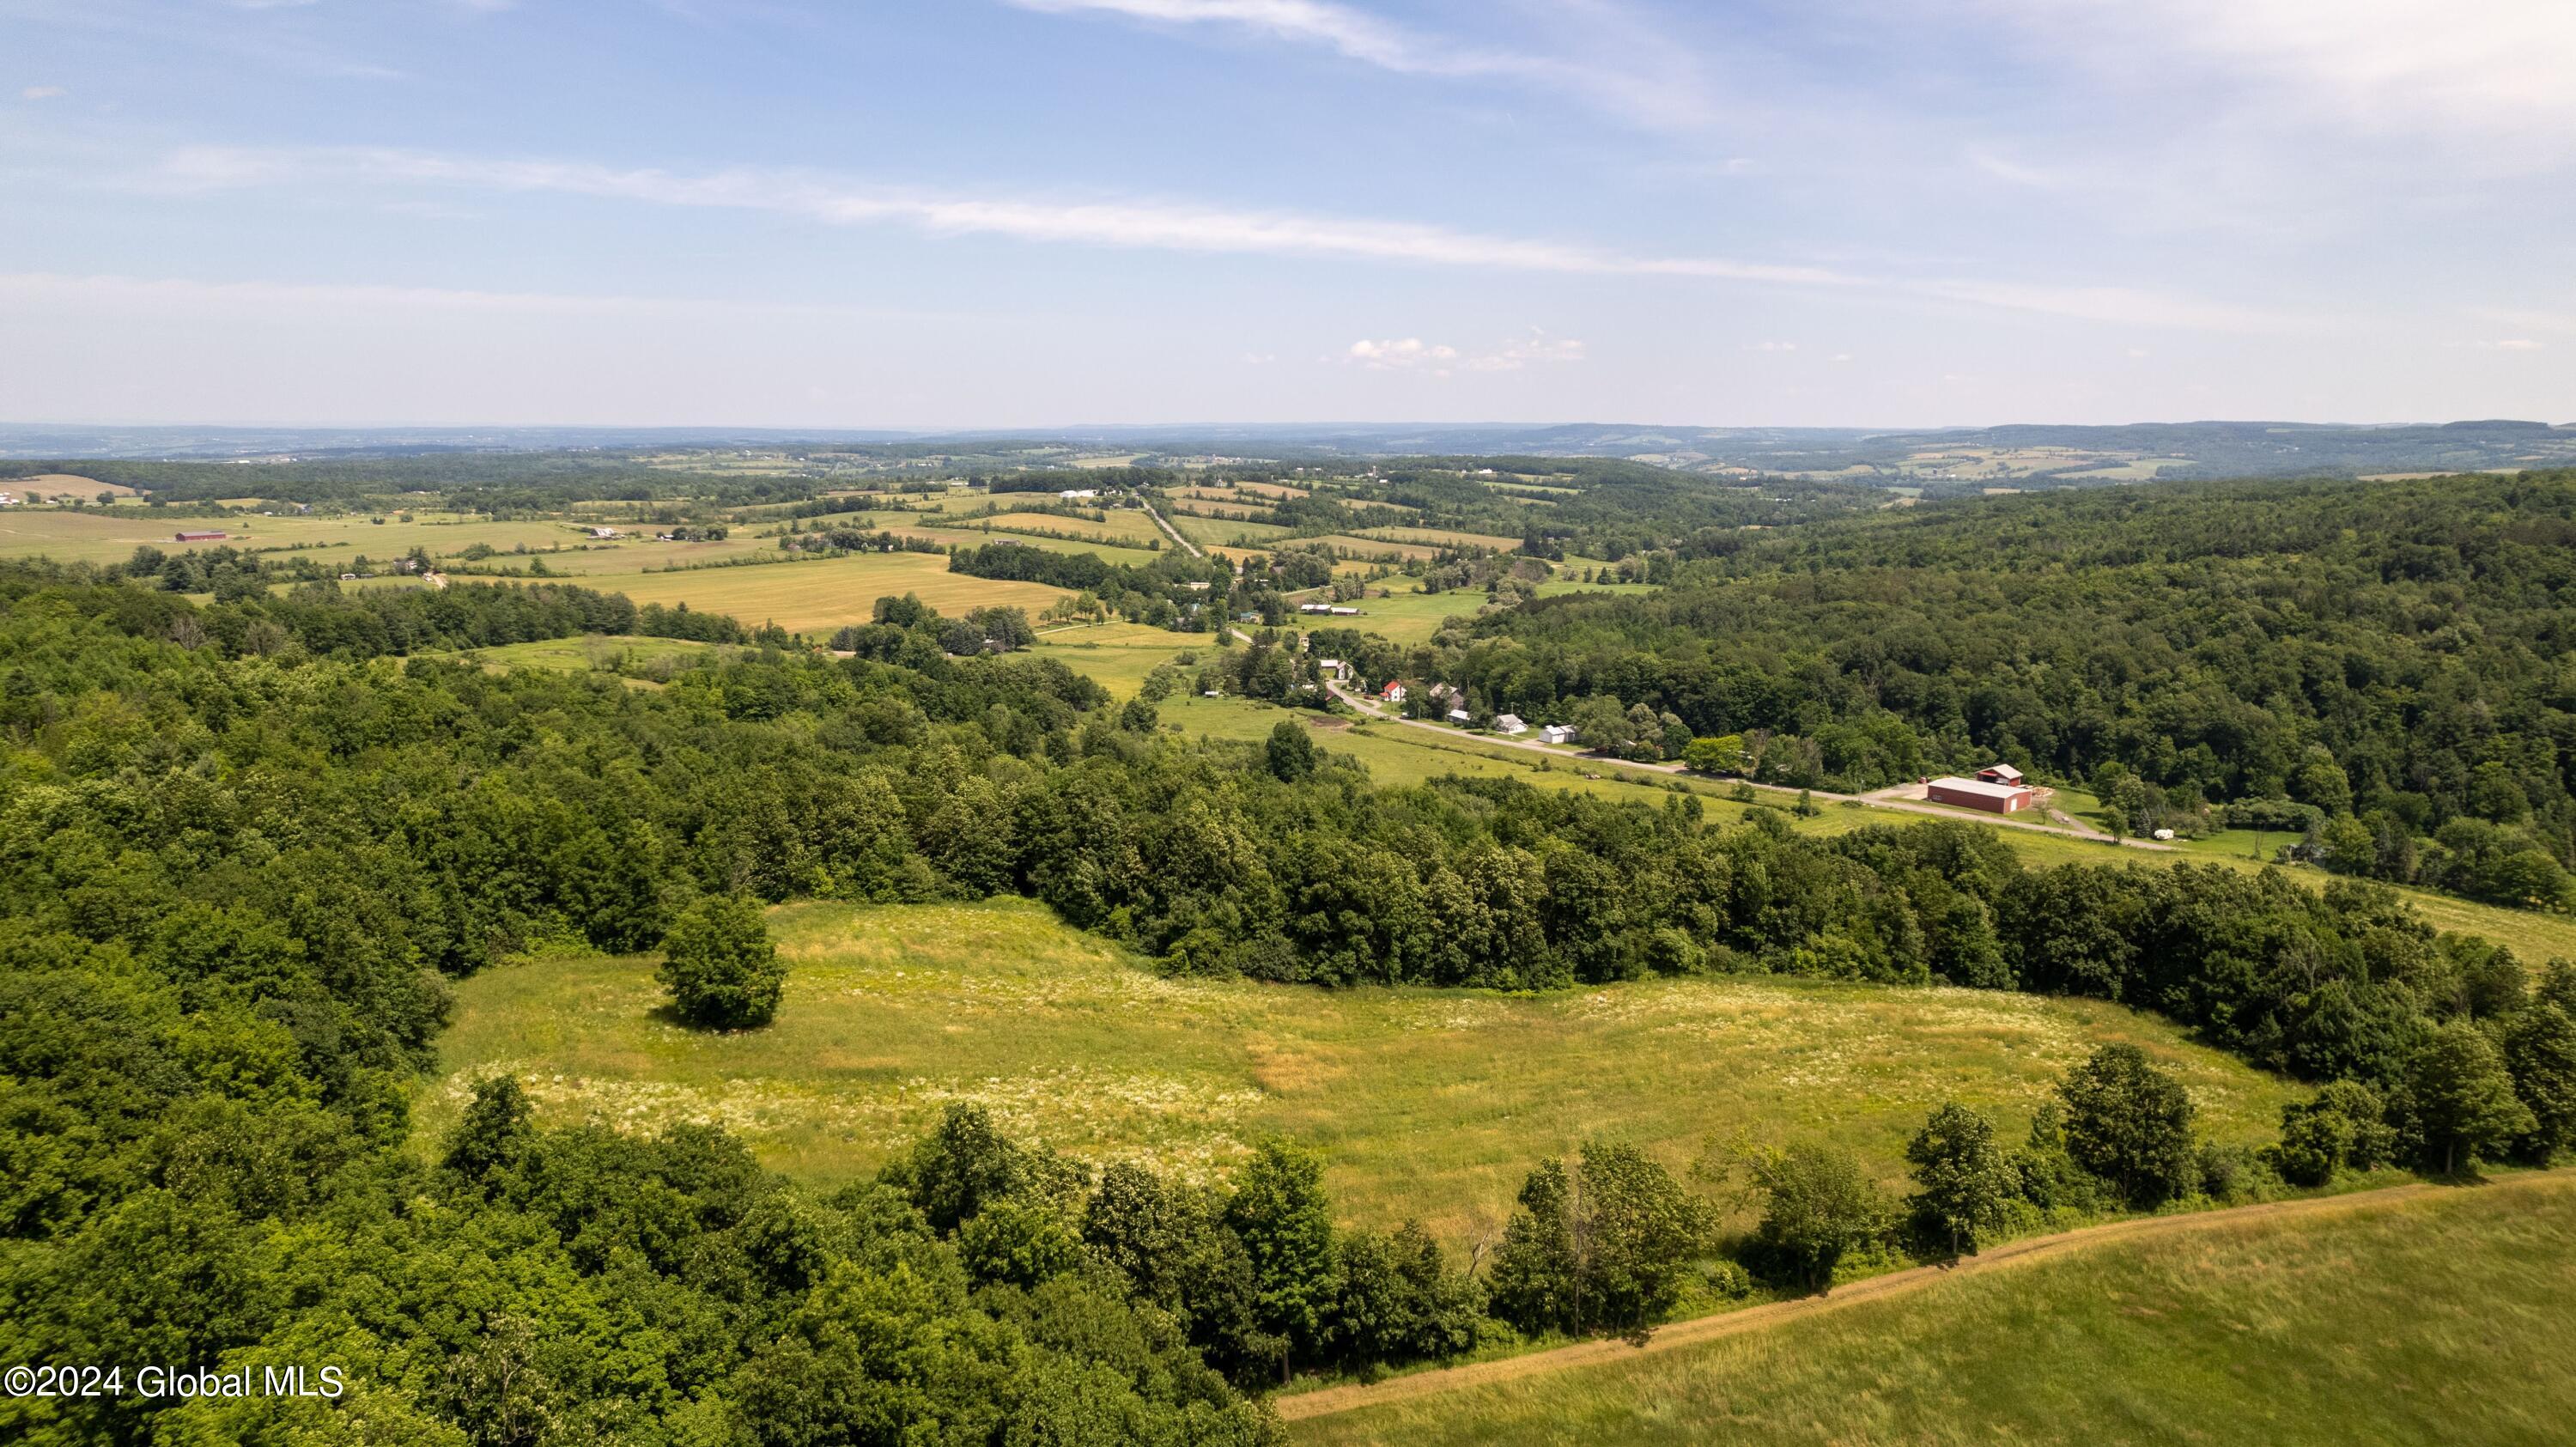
[1427,471,2576,909]
[4,544,2572,1439]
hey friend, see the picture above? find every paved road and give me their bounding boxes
[1274,1170,2572,1421]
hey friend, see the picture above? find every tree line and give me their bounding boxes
[1414,471,2576,912]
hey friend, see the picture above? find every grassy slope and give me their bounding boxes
[574,553,1073,635]
[429,898,2300,1249]
[1296,1171,2576,1447]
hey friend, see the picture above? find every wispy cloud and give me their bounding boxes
[0,271,953,323]
[131,143,2305,331]
[1982,0,2576,143]
[142,143,1849,283]
[20,85,69,101]
[1003,0,1720,131]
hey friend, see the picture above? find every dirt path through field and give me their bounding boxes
[1275,1175,2564,1422]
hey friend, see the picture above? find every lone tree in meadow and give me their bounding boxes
[2058,1044,2197,1207]
[1905,1102,2018,1255]
[657,894,785,1029]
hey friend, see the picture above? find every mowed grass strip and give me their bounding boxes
[429,897,2300,1249]
[1294,1171,2576,1447]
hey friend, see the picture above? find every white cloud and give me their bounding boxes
[21,86,68,100]
[138,143,1855,283]
[131,143,2302,331]
[1981,0,2576,140]
[0,271,948,324]
[1347,337,1458,370]
[1747,340,1798,352]
[1003,0,1719,131]
[1344,331,1584,374]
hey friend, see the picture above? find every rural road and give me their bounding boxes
[1149,493,2166,855]
[1273,1172,2569,1422]
[1319,679,2173,851]
[1139,495,1206,558]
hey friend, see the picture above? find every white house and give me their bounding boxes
[589,526,618,539]
[1382,683,1408,704]
[1446,708,1472,724]
[1493,714,1529,736]
[1539,724,1578,745]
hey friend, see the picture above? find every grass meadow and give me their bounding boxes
[1030,623,1212,697]
[428,897,2303,1249]
[1296,1170,2576,1447]
[440,634,730,675]
[573,552,1073,635]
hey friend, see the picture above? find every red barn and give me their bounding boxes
[1928,775,2035,813]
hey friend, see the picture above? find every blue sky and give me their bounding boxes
[3,0,2571,428]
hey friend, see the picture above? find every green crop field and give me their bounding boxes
[1354,525,1526,550]
[1296,1171,2576,1447]
[1181,514,1299,548]
[428,897,2303,1249]
[1309,587,1490,643]
[565,552,1073,634]
[976,508,1167,547]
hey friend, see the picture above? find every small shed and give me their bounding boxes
[1493,714,1529,736]
[1540,724,1577,745]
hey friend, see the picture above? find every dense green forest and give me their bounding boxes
[4,464,2574,1438]
[1419,471,2576,910]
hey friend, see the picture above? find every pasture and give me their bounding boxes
[580,552,1072,635]
[0,506,689,572]
[1354,525,1526,551]
[428,897,2302,1249]
[1031,623,1211,697]
[1307,587,1487,643]
[1296,1171,2576,1447]
[973,508,1167,548]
